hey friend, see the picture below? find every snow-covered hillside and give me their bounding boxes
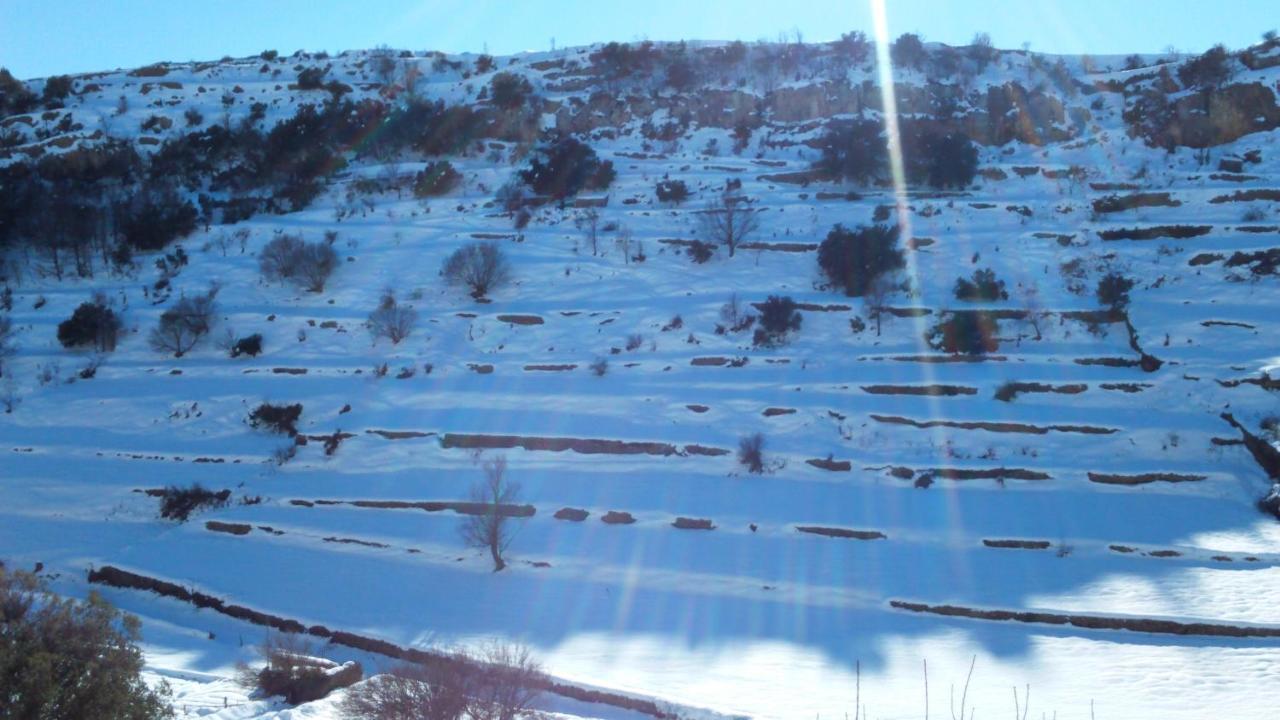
[3,37,1280,719]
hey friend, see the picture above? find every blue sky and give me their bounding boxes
[2,0,1276,79]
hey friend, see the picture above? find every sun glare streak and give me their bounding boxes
[870,0,968,547]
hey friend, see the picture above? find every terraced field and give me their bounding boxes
[3,42,1280,719]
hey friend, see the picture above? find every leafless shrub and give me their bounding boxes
[368,293,418,345]
[259,234,339,292]
[589,357,608,376]
[442,242,510,300]
[238,633,361,705]
[340,661,469,720]
[0,314,15,377]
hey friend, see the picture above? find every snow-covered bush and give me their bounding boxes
[442,242,510,299]
[240,634,362,706]
[817,224,905,297]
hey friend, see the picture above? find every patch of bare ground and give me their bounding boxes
[467,363,494,374]
[1208,189,1280,203]
[888,600,1280,638]
[862,384,977,396]
[983,539,1051,549]
[1092,192,1181,213]
[672,517,715,530]
[299,498,535,517]
[205,521,252,535]
[884,307,932,317]
[686,404,709,413]
[684,444,730,456]
[757,169,826,184]
[324,536,389,549]
[554,507,589,521]
[365,429,433,440]
[601,511,636,525]
[806,457,852,471]
[1217,373,1280,391]
[497,314,544,325]
[762,407,796,417]
[889,466,1052,482]
[1097,225,1212,241]
[750,301,850,312]
[737,242,818,252]
[442,432,678,456]
[1075,357,1141,368]
[994,382,1087,401]
[886,354,1006,363]
[272,367,308,375]
[690,356,748,367]
[524,364,577,371]
[796,526,886,540]
[1100,382,1152,393]
[870,414,1116,435]
[1201,320,1256,329]
[1088,471,1207,485]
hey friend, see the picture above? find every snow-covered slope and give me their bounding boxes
[3,39,1280,719]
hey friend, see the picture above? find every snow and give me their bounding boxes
[4,40,1280,719]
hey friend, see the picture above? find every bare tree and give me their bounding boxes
[0,314,16,378]
[738,433,765,474]
[1019,285,1045,342]
[864,274,895,336]
[149,286,218,357]
[698,193,759,257]
[367,293,418,345]
[442,242,510,300]
[461,456,521,572]
[575,209,600,256]
[615,226,633,265]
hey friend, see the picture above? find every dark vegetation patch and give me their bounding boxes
[249,403,302,436]
[159,484,230,521]
[554,507,589,521]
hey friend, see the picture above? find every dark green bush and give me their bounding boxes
[817,224,904,297]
